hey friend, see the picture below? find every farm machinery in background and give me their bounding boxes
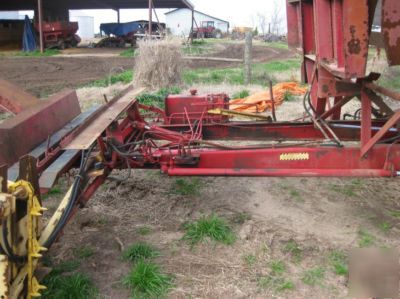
[97,20,166,48]
[0,0,400,297]
[35,21,81,49]
[192,21,221,39]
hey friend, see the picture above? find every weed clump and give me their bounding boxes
[122,243,160,263]
[171,178,202,196]
[123,260,173,298]
[42,260,97,299]
[183,214,236,246]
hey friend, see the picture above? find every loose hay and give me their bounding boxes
[133,38,183,89]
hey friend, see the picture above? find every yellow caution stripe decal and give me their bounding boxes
[280,152,310,161]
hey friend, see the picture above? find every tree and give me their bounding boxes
[269,0,284,35]
[257,12,268,36]
[253,27,259,36]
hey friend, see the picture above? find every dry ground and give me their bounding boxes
[47,170,400,299]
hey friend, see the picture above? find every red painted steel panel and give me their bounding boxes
[0,89,81,166]
[158,145,400,177]
[286,0,301,49]
[302,2,315,54]
[168,168,393,177]
[361,88,372,147]
[314,0,334,60]
[165,94,228,124]
[332,0,345,67]
[0,80,40,114]
[382,0,400,65]
[343,0,369,78]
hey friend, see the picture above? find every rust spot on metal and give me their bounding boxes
[348,26,361,54]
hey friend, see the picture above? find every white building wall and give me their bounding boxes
[0,12,20,20]
[166,9,229,37]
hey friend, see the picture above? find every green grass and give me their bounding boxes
[122,243,160,263]
[182,58,301,86]
[379,222,391,233]
[389,209,400,218]
[120,48,136,57]
[42,186,63,200]
[73,246,95,259]
[301,267,325,286]
[43,273,98,299]
[137,87,181,108]
[270,260,286,275]
[283,90,296,102]
[42,260,97,299]
[258,276,295,293]
[123,260,173,299]
[328,250,348,276]
[280,183,303,202]
[231,90,250,99]
[243,254,257,267]
[283,240,302,262]
[330,179,363,197]
[15,49,60,57]
[171,178,201,196]
[89,69,133,87]
[358,229,375,247]
[265,41,289,49]
[137,226,152,236]
[182,40,213,56]
[183,214,236,246]
[47,186,62,195]
[378,66,400,92]
[49,260,81,274]
[289,189,302,201]
[258,260,294,293]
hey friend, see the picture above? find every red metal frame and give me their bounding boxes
[3,0,400,254]
[5,0,397,190]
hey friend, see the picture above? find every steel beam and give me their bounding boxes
[0,90,81,166]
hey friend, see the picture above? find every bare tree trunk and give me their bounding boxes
[244,32,253,85]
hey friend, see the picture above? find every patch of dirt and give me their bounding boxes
[186,42,294,69]
[0,56,134,97]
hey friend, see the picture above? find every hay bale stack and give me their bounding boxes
[133,38,183,89]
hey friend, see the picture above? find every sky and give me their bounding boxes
[66,0,287,34]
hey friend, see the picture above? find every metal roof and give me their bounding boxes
[0,0,194,11]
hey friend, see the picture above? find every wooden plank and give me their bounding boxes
[64,87,145,150]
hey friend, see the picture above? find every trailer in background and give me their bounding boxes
[35,21,81,49]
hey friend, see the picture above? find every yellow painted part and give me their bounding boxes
[8,180,47,299]
[208,108,271,121]
[280,153,310,161]
[31,196,47,216]
[30,276,46,298]
[0,255,9,298]
[11,185,74,298]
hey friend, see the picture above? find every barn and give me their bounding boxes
[165,8,229,37]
